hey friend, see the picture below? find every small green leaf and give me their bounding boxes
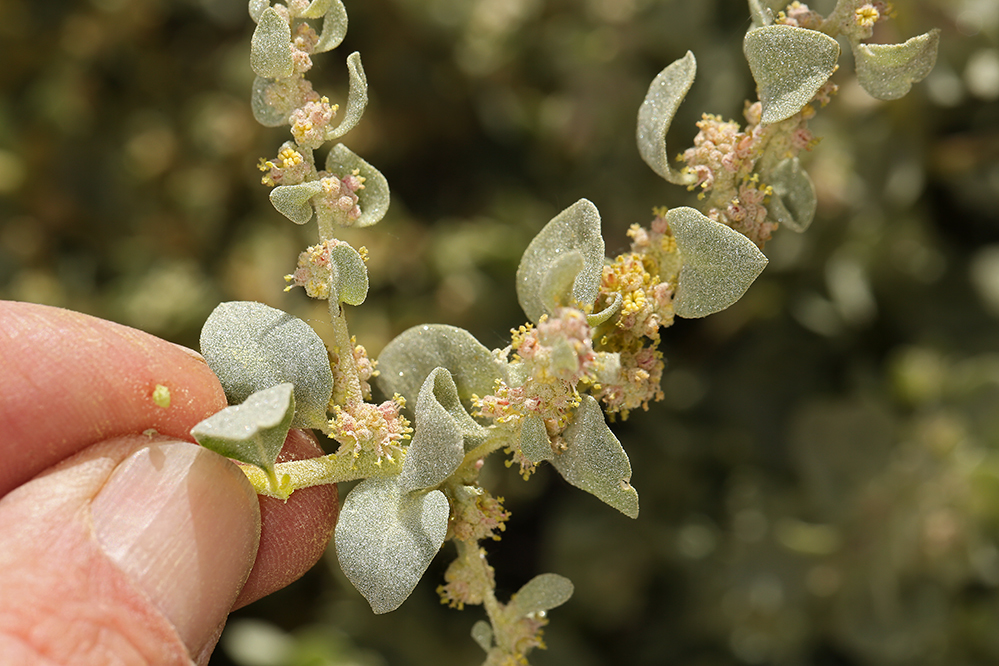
[200,301,333,430]
[551,394,639,518]
[766,157,816,232]
[191,383,294,489]
[399,368,485,492]
[377,324,505,410]
[516,199,605,323]
[471,621,493,652]
[853,30,940,101]
[300,0,331,19]
[586,292,622,327]
[507,573,574,617]
[335,478,449,614]
[328,241,369,306]
[668,207,768,319]
[636,51,698,186]
[315,0,348,53]
[248,0,270,23]
[744,25,841,124]
[327,52,368,141]
[538,250,585,315]
[270,181,323,225]
[251,76,295,127]
[251,7,294,80]
[324,143,390,228]
[518,413,552,464]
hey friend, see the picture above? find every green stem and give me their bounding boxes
[240,451,404,499]
[329,301,364,408]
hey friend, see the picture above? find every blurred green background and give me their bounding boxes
[2,0,998,664]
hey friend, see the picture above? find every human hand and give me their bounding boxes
[0,301,338,664]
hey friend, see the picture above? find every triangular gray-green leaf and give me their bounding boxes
[335,478,449,614]
[767,157,816,232]
[190,383,294,489]
[516,199,605,323]
[668,207,768,318]
[744,25,840,124]
[853,30,940,101]
[270,181,323,225]
[399,367,485,491]
[550,394,639,518]
[376,324,506,409]
[250,7,293,80]
[636,51,698,186]
[507,573,574,617]
[324,143,390,228]
[199,301,333,430]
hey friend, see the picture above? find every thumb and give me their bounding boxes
[0,435,261,664]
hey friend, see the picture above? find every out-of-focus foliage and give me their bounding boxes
[2,0,998,664]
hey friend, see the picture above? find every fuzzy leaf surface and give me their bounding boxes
[507,573,574,617]
[335,478,449,614]
[744,25,840,124]
[250,8,293,80]
[669,207,768,318]
[315,0,348,53]
[636,51,698,185]
[324,143,389,228]
[519,413,552,464]
[200,301,333,430]
[270,181,322,225]
[377,325,505,409]
[853,30,940,101]
[551,394,639,518]
[767,157,816,232]
[471,621,493,652]
[399,368,484,491]
[328,241,369,306]
[248,0,269,23]
[327,52,367,140]
[190,383,294,487]
[516,199,604,323]
[251,77,295,127]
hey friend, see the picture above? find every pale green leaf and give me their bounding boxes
[251,7,294,80]
[328,241,369,306]
[516,199,605,323]
[586,291,622,327]
[270,181,323,225]
[853,30,940,101]
[248,0,269,23]
[323,143,390,228]
[668,207,768,319]
[538,250,584,315]
[508,573,574,617]
[315,0,348,53]
[636,51,698,186]
[335,478,449,614]
[190,383,294,489]
[326,52,368,141]
[200,301,333,430]
[300,0,331,19]
[744,25,840,124]
[251,76,295,127]
[551,394,639,518]
[767,157,816,232]
[519,413,552,464]
[399,368,485,491]
[471,621,493,652]
[377,324,506,409]
[748,0,773,28]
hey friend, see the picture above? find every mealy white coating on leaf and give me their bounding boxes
[200,301,333,430]
[251,8,294,80]
[335,478,449,614]
[538,250,585,315]
[270,181,323,224]
[767,157,816,232]
[376,324,505,410]
[300,0,331,19]
[329,242,369,305]
[190,383,294,477]
[248,0,269,23]
[315,0,348,53]
[471,621,493,652]
[508,573,574,617]
[398,368,478,492]
[519,413,553,464]
[550,394,639,518]
[853,30,940,101]
[516,199,605,324]
[586,291,622,327]
[744,25,840,124]
[668,207,768,319]
[326,52,368,141]
[636,51,698,186]
[251,76,294,127]
[325,143,389,228]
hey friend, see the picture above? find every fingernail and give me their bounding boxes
[171,342,208,364]
[91,443,260,656]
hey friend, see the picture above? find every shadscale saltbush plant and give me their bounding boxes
[188,0,939,662]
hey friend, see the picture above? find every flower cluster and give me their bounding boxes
[449,486,511,543]
[775,1,824,29]
[438,547,496,610]
[328,398,411,461]
[591,345,665,419]
[313,169,364,226]
[258,141,311,187]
